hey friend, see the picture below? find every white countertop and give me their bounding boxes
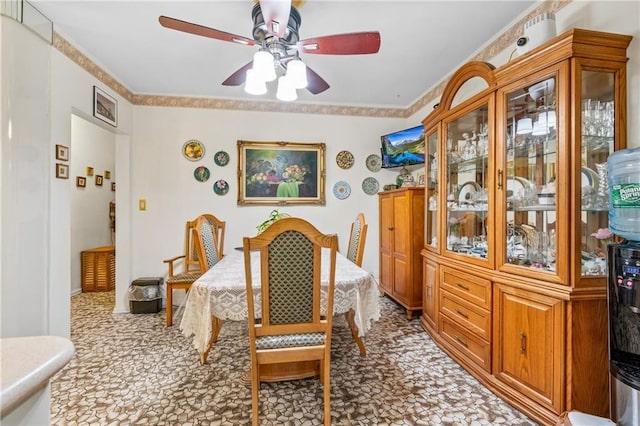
[1,336,75,416]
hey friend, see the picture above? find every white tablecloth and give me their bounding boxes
[180,249,381,355]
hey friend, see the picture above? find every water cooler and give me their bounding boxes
[607,147,640,425]
[608,242,640,425]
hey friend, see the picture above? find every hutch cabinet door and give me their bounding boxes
[443,96,494,269]
[425,125,440,252]
[574,59,628,282]
[495,63,570,285]
[379,192,395,295]
[422,257,438,331]
[493,283,564,412]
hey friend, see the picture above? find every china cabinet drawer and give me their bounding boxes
[440,290,491,341]
[440,267,491,310]
[440,315,491,372]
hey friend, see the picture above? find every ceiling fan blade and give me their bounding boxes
[258,0,292,38]
[298,32,381,55]
[305,66,330,95]
[221,61,254,86]
[159,16,256,46]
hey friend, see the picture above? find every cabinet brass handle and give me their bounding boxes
[455,309,469,319]
[427,285,432,298]
[520,332,527,354]
[455,335,468,347]
[497,169,503,190]
[456,282,469,291]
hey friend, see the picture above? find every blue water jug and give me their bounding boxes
[608,147,640,241]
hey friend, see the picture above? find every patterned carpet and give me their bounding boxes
[50,291,538,425]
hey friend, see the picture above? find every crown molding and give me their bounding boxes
[53,1,569,119]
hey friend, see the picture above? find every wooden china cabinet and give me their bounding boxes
[420,29,631,425]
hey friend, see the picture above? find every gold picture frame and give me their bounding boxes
[237,140,326,206]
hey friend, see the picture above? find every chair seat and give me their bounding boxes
[256,332,325,350]
[166,272,201,285]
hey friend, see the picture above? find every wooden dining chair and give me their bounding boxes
[242,217,338,426]
[163,214,225,326]
[346,212,368,267]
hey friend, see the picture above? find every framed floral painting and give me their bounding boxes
[237,140,326,206]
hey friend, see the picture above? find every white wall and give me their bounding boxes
[131,106,405,291]
[48,39,133,334]
[70,114,116,294]
[1,17,50,338]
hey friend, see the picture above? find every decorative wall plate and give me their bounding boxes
[362,177,380,195]
[214,150,230,167]
[183,139,205,161]
[366,154,382,172]
[336,150,354,169]
[194,166,210,182]
[213,179,229,195]
[333,181,351,200]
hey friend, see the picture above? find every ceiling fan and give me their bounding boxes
[159,0,381,99]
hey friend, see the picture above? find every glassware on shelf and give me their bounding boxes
[594,162,609,209]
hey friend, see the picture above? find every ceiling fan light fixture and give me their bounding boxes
[253,50,276,82]
[245,68,267,95]
[276,75,297,102]
[286,58,308,89]
[516,117,533,135]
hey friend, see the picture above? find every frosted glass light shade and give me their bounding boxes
[516,118,533,135]
[532,120,549,136]
[245,69,267,95]
[538,110,556,128]
[286,59,308,89]
[253,50,276,82]
[276,76,297,101]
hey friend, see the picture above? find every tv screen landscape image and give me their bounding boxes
[380,125,426,168]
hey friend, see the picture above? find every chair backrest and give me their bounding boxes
[242,217,338,341]
[346,213,368,267]
[193,215,222,271]
[184,214,225,272]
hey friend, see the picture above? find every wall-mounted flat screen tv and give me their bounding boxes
[380,125,426,168]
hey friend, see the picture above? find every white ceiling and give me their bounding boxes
[31,0,536,108]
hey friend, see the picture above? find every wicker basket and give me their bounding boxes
[81,246,115,292]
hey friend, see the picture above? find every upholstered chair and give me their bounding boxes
[242,217,338,426]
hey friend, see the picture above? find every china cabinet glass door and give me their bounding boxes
[500,72,563,279]
[444,100,491,265]
[425,127,439,250]
[580,69,617,276]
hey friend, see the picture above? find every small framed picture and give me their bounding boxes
[418,173,425,186]
[76,176,86,188]
[86,166,94,176]
[111,182,116,192]
[93,86,117,127]
[104,170,111,179]
[55,163,69,179]
[55,144,69,161]
[96,175,103,186]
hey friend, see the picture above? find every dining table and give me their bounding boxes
[180,247,381,381]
